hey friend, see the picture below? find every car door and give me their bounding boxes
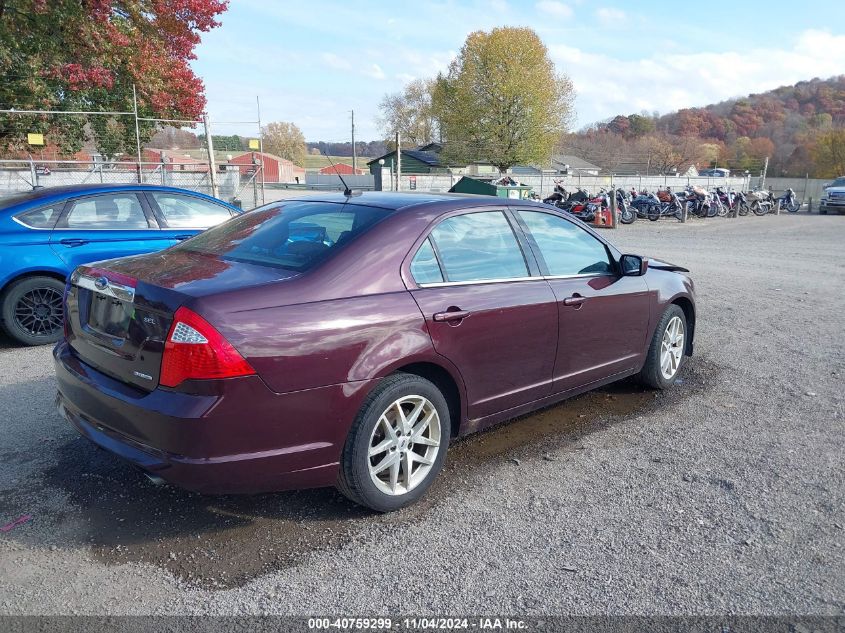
[514,209,652,393]
[49,192,169,269]
[145,191,237,245]
[407,209,558,420]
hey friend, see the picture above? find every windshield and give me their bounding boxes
[828,178,845,188]
[175,200,394,272]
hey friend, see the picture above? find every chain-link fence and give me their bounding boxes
[0,157,265,209]
[0,98,268,208]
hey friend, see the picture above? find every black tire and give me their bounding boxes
[647,206,660,221]
[620,207,636,224]
[0,276,66,346]
[752,201,768,216]
[337,373,451,512]
[638,304,688,390]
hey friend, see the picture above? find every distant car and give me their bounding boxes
[0,184,240,345]
[698,168,730,177]
[819,177,845,215]
[54,192,696,512]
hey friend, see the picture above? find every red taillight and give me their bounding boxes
[159,306,255,388]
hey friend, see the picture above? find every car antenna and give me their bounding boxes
[323,152,360,197]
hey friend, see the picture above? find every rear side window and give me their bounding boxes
[14,204,64,229]
[410,238,444,284]
[60,194,149,229]
[177,201,392,272]
[428,211,527,282]
[150,192,234,228]
[518,211,612,276]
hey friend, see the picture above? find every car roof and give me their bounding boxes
[278,191,551,215]
[0,184,237,212]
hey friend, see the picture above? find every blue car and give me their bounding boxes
[0,184,241,345]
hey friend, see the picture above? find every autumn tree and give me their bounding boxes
[377,78,439,147]
[262,121,306,166]
[812,129,845,177]
[0,0,228,156]
[434,27,574,172]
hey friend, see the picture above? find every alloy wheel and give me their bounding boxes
[660,315,685,380]
[367,395,441,496]
[14,287,64,338]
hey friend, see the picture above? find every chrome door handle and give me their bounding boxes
[562,295,586,307]
[433,309,470,322]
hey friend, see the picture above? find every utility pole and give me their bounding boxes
[257,95,265,205]
[761,156,769,190]
[351,110,356,172]
[395,131,401,192]
[203,113,219,199]
[132,84,143,184]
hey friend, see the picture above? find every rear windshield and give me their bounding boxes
[175,200,393,272]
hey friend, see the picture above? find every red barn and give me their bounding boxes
[318,163,366,175]
[228,152,306,183]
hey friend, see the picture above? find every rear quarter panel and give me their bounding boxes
[206,291,441,395]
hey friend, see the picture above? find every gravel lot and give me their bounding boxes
[0,214,842,616]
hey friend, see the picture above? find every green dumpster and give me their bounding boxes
[448,176,533,199]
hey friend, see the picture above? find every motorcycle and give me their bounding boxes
[775,188,800,213]
[732,190,750,216]
[542,181,568,205]
[747,189,774,216]
[630,189,662,219]
[681,185,710,218]
[617,188,638,224]
[568,190,609,223]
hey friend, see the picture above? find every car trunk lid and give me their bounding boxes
[65,266,181,391]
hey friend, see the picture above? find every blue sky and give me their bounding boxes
[191,0,845,142]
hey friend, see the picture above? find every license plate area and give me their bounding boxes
[88,292,132,338]
[74,274,136,341]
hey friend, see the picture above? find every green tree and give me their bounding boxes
[377,78,438,147]
[627,114,655,137]
[812,129,845,177]
[434,27,574,172]
[0,0,227,156]
[262,121,306,166]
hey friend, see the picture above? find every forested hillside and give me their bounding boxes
[566,76,845,178]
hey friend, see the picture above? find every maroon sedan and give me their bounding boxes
[54,193,695,511]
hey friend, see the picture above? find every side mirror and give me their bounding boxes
[620,254,648,276]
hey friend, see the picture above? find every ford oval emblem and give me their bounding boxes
[94,276,109,290]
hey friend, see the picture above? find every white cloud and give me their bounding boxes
[536,1,573,18]
[549,28,845,128]
[596,7,625,23]
[366,64,387,80]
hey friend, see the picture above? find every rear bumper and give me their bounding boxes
[54,341,374,494]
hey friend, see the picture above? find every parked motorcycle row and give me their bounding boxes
[541,181,801,224]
